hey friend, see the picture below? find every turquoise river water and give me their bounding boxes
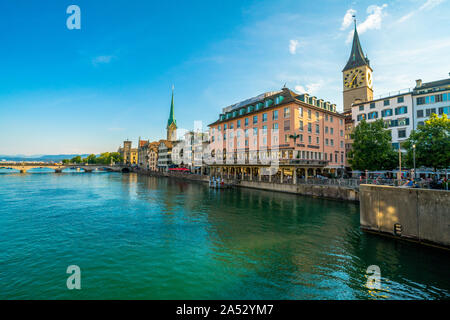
[0,170,449,299]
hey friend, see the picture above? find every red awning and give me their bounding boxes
[169,167,189,171]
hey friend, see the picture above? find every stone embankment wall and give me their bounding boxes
[360,184,450,249]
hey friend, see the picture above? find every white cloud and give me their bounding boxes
[398,0,444,23]
[289,39,300,54]
[346,4,388,43]
[341,9,356,30]
[92,55,115,66]
[295,82,322,95]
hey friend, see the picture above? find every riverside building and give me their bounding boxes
[413,77,450,129]
[207,87,346,181]
[351,92,414,150]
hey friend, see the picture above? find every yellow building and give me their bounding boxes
[118,140,138,165]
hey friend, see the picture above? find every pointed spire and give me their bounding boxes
[342,16,370,72]
[167,85,177,128]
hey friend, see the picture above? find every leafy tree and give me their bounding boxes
[348,119,397,171]
[403,113,450,171]
[62,159,70,164]
[86,154,97,164]
[71,156,82,164]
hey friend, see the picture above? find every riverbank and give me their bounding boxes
[133,169,359,202]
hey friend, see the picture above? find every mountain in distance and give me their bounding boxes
[0,154,90,162]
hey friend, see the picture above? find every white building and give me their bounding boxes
[352,92,414,150]
[413,78,450,129]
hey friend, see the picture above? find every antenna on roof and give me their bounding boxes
[283,82,287,88]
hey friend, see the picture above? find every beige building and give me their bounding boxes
[118,140,138,165]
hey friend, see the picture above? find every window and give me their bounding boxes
[330,139,334,146]
[262,113,267,122]
[398,129,406,139]
[340,130,343,137]
[340,119,343,125]
[439,107,449,115]
[262,125,267,135]
[237,120,241,128]
[418,121,425,127]
[245,129,249,137]
[357,114,366,121]
[368,111,378,119]
[325,126,328,134]
[308,136,312,143]
[253,128,258,136]
[330,115,333,123]
[272,123,278,130]
[224,124,227,130]
[223,134,226,141]
[230,123,234,129]
[284,120,290,131]
[245,118,249,126]
[253,115,258,124]
[340,141,344,148]
[308,123,312,133]
[299,120,304,131]
[395,106,407,115]
[273,110,278,120]
[384,99,390,106]
[316,137,319,144]
[308,109,312,119]
[426,108,436,116]
[315,124,320,134]
[325,138,329,146]
[299,134,303,142]
[316,112,319,121]
[417,110,424,118]
[397,96,404,103]
[370,102,375,109]
[298,107,303,117]
[359,105,364,111]
[416,97,425,105]
[398,118,409,127]
[330,128,334,135]
[381,109,393,117]
[284,107,290,118]
[325,114,329,121]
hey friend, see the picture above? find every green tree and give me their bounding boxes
[71,156,82,164]
[403,113,450,171]
[348,119,397,171]
[86,154,97,164]
[62,159,70,164]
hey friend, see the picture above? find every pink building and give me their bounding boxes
[207,88,346,181]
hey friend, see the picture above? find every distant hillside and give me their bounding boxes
[0,154,90,162]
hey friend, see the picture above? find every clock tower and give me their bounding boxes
[342,20,373,112]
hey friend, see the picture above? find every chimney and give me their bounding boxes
[415,79,422,87]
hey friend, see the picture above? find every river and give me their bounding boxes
[0,171,449,299]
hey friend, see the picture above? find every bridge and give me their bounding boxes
[0,163,130,173]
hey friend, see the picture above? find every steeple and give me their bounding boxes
[342,18,370,72]
[167,86,176,128]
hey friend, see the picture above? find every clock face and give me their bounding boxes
[344,69,366,89]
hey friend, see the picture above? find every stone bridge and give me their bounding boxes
[0,163,130,173]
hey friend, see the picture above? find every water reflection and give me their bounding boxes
[0,172,448,299]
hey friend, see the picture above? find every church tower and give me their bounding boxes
[343,19,373,112]
[167,87,177,141]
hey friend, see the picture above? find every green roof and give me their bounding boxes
[343,22,370,72]
[167,89,176,128]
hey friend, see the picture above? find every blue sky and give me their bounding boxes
[0,0,449,155]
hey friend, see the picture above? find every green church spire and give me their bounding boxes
[167,86,177,128]
[342,18,370,72]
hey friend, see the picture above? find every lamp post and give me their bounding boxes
[289,133,300,158]
[413,144,416,181]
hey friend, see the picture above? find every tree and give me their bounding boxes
[348,119,397,171]
[403,113,450,171]
[86,154,97,164]
[71,156,82,164]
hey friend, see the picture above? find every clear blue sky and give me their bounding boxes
[0,0,449,155]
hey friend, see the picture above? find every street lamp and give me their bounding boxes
[289,134,300,159]
[413,144,416,181]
